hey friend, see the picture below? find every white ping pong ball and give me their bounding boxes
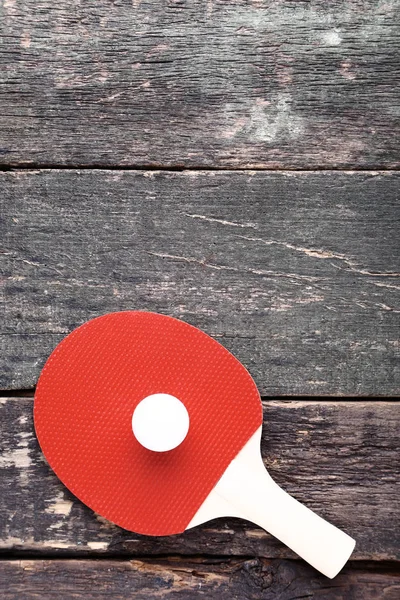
[132,393,190,452]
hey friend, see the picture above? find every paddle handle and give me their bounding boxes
[188,428,355,578]
[246,475,355,578]
[209,429,356,578]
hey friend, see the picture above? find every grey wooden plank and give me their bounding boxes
[1,559,399,600]
[1,169,399,395]
[0,0,399,168]
[1,399,398,560]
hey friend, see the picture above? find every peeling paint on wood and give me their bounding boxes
[0,558,399,599]
[1,398,399,560]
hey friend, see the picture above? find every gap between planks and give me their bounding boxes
[1,165,400,173]
[1,391,399,401]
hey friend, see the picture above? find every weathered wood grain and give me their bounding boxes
[1,399,398,560]
[1,170,399,394]
[0,0,399,168]
[1,559,399,600]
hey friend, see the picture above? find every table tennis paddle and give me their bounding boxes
[34,311,355,578]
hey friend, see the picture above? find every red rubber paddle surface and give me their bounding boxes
[34,312,262,535]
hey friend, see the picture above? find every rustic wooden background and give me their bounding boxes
[1,0,399,598]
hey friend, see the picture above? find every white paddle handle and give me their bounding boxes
[199,428,356,578]
[245,476,355,578]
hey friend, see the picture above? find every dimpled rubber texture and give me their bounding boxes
[34,312,263,536]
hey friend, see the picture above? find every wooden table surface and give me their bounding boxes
[1,1,399,598]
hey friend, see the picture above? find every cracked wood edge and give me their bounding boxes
[1,169,399,395]
[1,398,399,560]
[0,559,399,600]
[0,0,399,168]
